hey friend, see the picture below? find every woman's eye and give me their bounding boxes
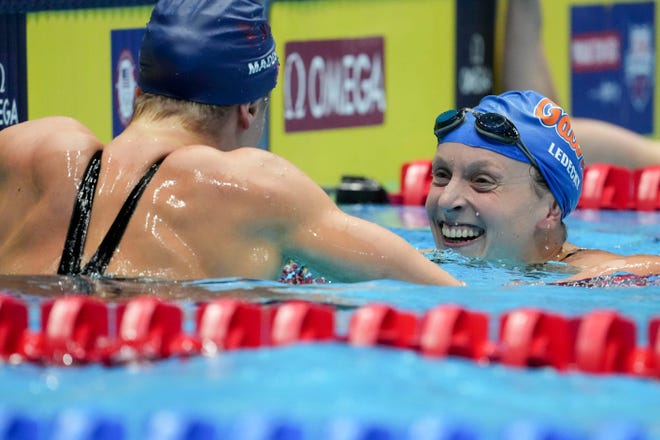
[472,175,497,191]
[432,169,451,186]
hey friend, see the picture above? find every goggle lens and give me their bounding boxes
[474,112,521,145]
[434,109,463,139]
[433,108,540,171]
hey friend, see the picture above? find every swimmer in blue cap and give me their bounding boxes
[0,0,462,286]
[427,90,660,281]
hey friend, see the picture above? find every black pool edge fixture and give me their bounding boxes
[335,175,390,205]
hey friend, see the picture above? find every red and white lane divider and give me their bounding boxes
[0,294,658,379]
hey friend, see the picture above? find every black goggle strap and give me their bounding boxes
[512,138,541,170]
[474,112,541,170]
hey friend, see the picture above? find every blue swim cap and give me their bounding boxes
[139,0,279,105]
[440,90,584,218]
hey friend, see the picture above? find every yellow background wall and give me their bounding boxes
[268,0,455,190]
[26,6,152,140]
[272,0,660,190]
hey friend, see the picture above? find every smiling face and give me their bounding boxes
[425,142,560,263]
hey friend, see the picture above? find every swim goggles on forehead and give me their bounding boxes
[434,108,541,170]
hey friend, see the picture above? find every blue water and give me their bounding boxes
[0,206,659,439]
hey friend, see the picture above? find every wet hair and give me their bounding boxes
[131,92,231,138]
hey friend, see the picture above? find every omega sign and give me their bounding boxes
[283,37,386,132]
[0,62,20,128]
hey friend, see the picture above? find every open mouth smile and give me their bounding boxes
[440,222,484,245]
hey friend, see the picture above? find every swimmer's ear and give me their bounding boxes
[538,200,562,230]
[247,99,260,116]
[238,100,263,129]
[238,102,256,129]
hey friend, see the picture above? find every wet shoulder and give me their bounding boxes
[160,146,326,209]
[1,116,99,149]
[0,117,103,189]
[164,146,309,187]
[561,246,621,268]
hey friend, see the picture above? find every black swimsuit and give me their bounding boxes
[57,151,164,276]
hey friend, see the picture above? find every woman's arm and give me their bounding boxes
[288,205,464,286]
[241,149,463,286]
[572,118,660,168]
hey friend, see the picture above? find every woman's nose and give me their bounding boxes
[432,179,466,213]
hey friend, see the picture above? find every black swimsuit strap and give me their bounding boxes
[559,248,587,262]
[81,157,165,276]
[57,151,103,275]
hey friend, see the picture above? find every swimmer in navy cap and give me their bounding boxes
[0,0,462,286]
[427,90,660,282]
[138,0,279,106]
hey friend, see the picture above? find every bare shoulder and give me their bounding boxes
[563,243,660,275]
[0,116,98,144]
[167,146,325,194]
[173,146,306,172]
[563,247,621,268]
[161,146,333,223]
[0,116,102,162]
[560,248,660,281]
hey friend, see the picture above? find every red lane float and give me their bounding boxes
[347,303,418,348]
[498,308,577,370]
[1,293,659,382]
[194,299,336,353]
[113,296,184,361]
[648,317,660,378]
[398,160,433,206]
[574,310,636,374]
[634,165,660,211]
[579,164,632,210]
[196,298,263,353]
[22,296,110,365]
[0,295,27,359]
[418,304,490,361]
[270,300,335,346]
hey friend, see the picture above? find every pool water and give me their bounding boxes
[0,206,658,439]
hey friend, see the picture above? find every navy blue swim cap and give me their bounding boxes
[139,0,279,105]
[441,90,584,219]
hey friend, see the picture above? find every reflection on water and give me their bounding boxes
[0,274,209,300]
[0,274,359,307]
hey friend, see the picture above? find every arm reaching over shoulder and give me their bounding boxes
[238,149,463,286]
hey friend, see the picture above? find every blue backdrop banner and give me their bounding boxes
[571,2,655,134]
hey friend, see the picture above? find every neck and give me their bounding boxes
[531,227,566,263]
[111,117,235,153]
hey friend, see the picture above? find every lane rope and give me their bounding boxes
[0,293,657,380]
